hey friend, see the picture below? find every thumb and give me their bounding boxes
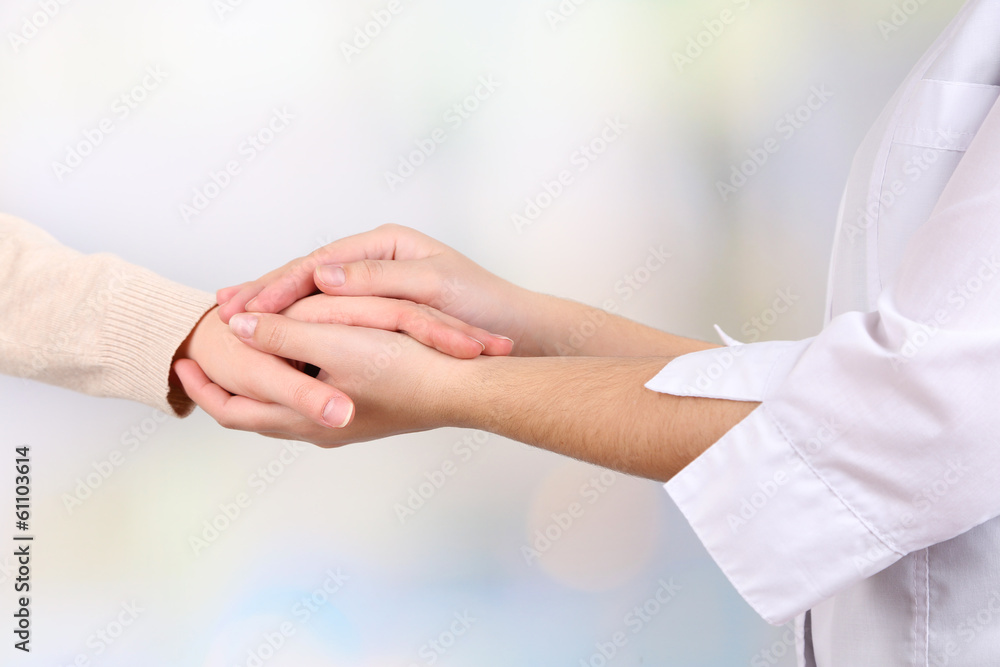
[313,259,443,305]
[229,313,355,428]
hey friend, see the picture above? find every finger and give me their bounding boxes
[217,257,304,323]
[246,224,436,315]
[407,305,514,357]
[175,359,318,435]
[282,296,504,359]
[216,285,243,305]
[312,258,446,306]
[251,357,356,429]
[218,283,267,323]
[177,343,355,430]
[229,311,350,368]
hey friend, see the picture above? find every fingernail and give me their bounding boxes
[465,335,486,352]
[492,334,514,344]
[245,297,258,311]
[323,397,354,428]
[318,265,346,287]
[230,313,258,339]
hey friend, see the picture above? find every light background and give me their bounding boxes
[0,0,962,665]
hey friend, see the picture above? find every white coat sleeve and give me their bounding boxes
[646,92,1000,626]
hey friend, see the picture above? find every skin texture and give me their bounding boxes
[177,302,758,482]
[179,225,761,482]
[171,295,510,430]
[215,224,710,359]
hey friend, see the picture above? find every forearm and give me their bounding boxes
[0,214,216,415]
[517,291,717,358]
[440,355,758,482]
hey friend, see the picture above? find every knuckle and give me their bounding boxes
[262,319,287,351]
[216,411,240,431]
[289,380,320,414]
[357,259,385,286]
[400,306,431,336]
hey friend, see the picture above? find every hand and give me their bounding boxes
[175,296,460,446]
[175,294,505,432]
[173,306,355,430]
[215,224,532,353]
[179,296,757,481]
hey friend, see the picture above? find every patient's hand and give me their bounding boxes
[174,295,499,432]
[175,295,460,445]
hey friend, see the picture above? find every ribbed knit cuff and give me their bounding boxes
[98,260,216,417]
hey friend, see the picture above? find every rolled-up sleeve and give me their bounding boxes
[647,94,1000,625]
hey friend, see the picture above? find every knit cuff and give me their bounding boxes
[98,262,217,417]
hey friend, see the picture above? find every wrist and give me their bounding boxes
[499,290,577,357]
[173,305,217,363]
[423,354,496,431]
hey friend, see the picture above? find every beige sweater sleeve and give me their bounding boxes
[0,213,218,416]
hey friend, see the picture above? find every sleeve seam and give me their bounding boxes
[764,404,905,557]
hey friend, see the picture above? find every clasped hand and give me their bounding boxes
[173,225,523,446]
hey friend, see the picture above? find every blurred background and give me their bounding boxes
[0,0,963,665]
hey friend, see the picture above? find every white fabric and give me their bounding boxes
[646,1,1000,664]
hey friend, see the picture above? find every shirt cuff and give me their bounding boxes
[664,405,902,625]
[646,334,901,624]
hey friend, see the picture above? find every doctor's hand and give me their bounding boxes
[181,295,753,481]
[215,224,538,354]
[216,224,712,359]
[176,295,460,446]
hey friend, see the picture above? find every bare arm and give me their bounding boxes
[216,224,715,360]
[443,355,758,481]
[177,300,757,482]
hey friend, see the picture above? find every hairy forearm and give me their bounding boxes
[516,292,717,359]
[440,355,758,482]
